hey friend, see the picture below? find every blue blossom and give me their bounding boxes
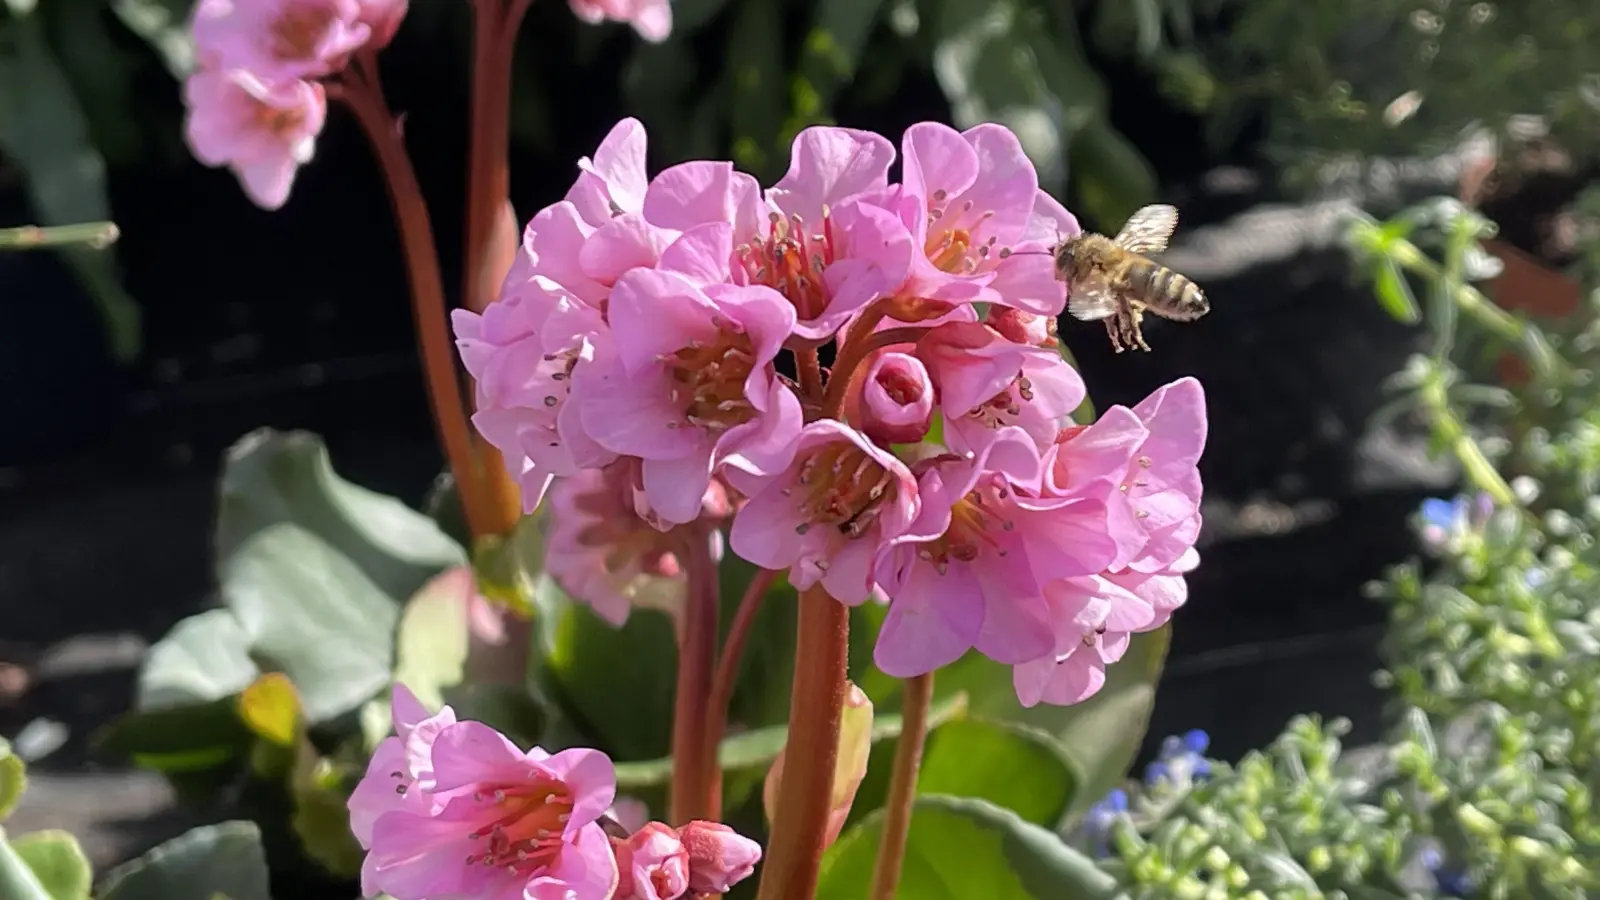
[1082,789,1128,858]
[1421,845,1474,897]
[1418,493,1494,552]
[1144,729,1213,786]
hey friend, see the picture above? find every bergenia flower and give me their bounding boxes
[354,0,407,49]
[192,0,371,83]
[348,684,455,846]
[852,350,935,445]
[916,321,1087,453]
[182,69,325,210]
[678,821,762,894]
[729,420,919,604]
[873,427,1118,677]
[546,461,730,625]
[578,223,802,525]
[569,0,673,42]
[351,689,620,900]
[612,822,690,900]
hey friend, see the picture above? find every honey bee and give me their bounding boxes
[1054,203,1210,353]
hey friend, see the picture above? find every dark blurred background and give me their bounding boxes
[4,0,1597,869]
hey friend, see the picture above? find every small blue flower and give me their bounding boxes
[1145,729,1213,786]
[1082,789,1128,858]
[1420,497,1460,530]
[1421,845,1473,897]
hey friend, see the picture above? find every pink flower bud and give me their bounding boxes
[614,822,690,900]
[355,0,407,49]
[762,682,873,846]
[678,820,762,894]
[989,306,1059,348]
[858,351,935,444]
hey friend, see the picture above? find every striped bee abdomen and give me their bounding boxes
[1131,256,1209,321]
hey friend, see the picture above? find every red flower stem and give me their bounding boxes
[670,525,722,824]
[820,323,924,419]
[703,566,780,813]
[334,65,496,540]
[869,672,934,900]
[754,584,849,900]
[796,347,824,400]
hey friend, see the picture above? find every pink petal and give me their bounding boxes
[729,476,805,570]
[578,211,671,285]
[874,558,982,677]
[568,117,648,224]
[644,160,762,236]
[365,810,476,898]
[901,122,979,209]
[659,221,736,286]
[607,269,720,374]
[428,721,538,792]
[537,748,618,833]
[528,823,619,900]
[642,450,717,525]
[348,738,407,847]
[578,366,703,459]
[768,126,896,224]
[959,123,1038,244]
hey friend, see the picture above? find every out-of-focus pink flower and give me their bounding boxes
[886,122,1076,316]
[854,351,935,445]
[354,0,406,49]
[763,682,872,847]
[988,306,1059,348]
[192,0,371,83]
[348,684,456,848]
[612,822,690,900]
[570,0,672,42]
[873,427,1117,677]
[578,224,803,525]
[546,461,730,625]
[605,797,651,834]
[1046,377,1207,571]
[183,69,325,210]
[354,712,619,900]
[916,321,1086,453]
[729,420,919,604]
[678,821,762,894]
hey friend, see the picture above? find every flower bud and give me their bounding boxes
[355,0,408,50]
[764,683,873,846]
[678,821,762,893]
[858,351,935,444]
[614,822,690,900]
[988,306,1058,347]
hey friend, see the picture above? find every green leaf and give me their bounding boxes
[97,695,253,775]
[290,755,364,879]
[11,830,92,900]
[216,429,466,601]
[612,692,967,789]
[111,0,198,77]
[0,8,142,362]
[816,795,1125,899]
[673,0,734,32]
[1373,258,1423,324]
[98,821,271,900]
[392,567,475,711]
[136,609,259,711]
[935,625,1172,823]
[917,719,1080,828]
[221,524,400,724]
[0,830,55,900]
[0,738,24,822]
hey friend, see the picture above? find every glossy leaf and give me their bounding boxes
[135,609,259,711]
[237,673,300,748]
[0,738,23,822]
[97,695,253,775]
[917,719,1081,828]
[97,822,272,900]
[392,567,475,711]
[816,795,1125,899]
[0,831,54,900]
[11,830,92,900]
[0,8,141,361]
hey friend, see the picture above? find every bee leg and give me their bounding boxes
[1104,319,1125,353]
[1124,308,1152,352]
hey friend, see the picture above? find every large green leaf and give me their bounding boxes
[0,830,55,900]
[136,609,259,711]
[97,821,272,900]
[0,7,141,361]
[816,795,1125,899]
[392,567,475,712]
[11,830,92,900]
[917,719,1081,828]
[0,738,23,822]
[221,524,400,724]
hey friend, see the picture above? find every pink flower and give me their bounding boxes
[354,0,406,49]
[678,821,761,894]
[613,822,689,900]
[192,0,371,83]
[987,306,1059,348]
[566,118,650,230]
[873,427,1118,677]
[853,351,935,445]
[182,69,326,210]
[916,321,1086,453]
[355,716,619,900]
[569,0,673,42]
[888,122,1076,315]
[645,126,915,344]
[546,461,730,625]
[578,223,803,525]
[348,684,456,849]
[729,420,920,604]
[1046,377,1207,571]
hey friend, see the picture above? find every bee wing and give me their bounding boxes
[1114,204,1179,254]
[1067,279,1120,322]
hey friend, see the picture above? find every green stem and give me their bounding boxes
[0,221,118,251]
[1419,376,1517,508]
[870,672,933,900]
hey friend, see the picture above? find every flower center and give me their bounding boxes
[964,372,1034,428]
[737,211,835,322]
[876,367,924,406]
[663,321,758,433]
[466,778,574,874]
[786,442,896,539]
[269,5,334,61]
[573,485,679,576]
[925,189,1003,275]
[918,476,1014,573]
[251,99,305,138]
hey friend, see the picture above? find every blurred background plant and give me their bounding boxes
[1065,196,1600,898]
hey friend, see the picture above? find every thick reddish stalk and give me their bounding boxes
[754,585,850,900]
[704,567,780,808]
[334,67,495,539]
[870,672,934,900]
[670,526,722,824]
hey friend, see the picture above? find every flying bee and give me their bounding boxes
[1053,203,1210,353]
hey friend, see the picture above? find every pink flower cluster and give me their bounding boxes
[181,0,404,208]
[455,118,1207,706]
[349,684,759,900]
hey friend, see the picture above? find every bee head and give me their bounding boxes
[1052,237,1080,282]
